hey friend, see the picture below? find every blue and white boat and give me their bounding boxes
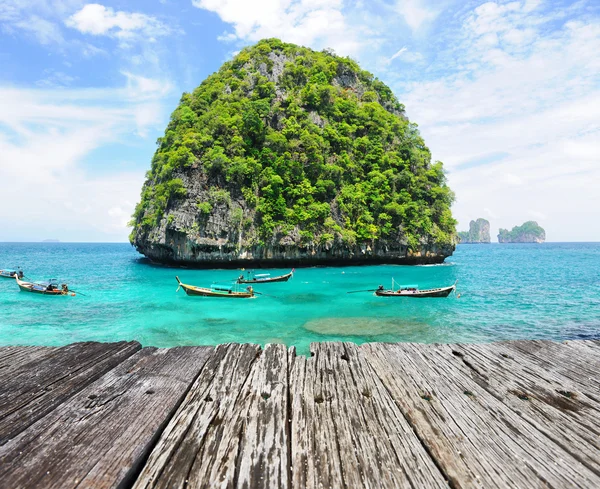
[237,269,294,284]
[0,269,24,279]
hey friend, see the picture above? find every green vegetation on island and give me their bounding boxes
[129,38,456,265]
[498,221,546,243]
[458,218,491,243]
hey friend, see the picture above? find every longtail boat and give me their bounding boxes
[0,269,24,279]
[375,279,457,298]
[176,276,255,298]
[236,268,294,284]
[16,276,74,296]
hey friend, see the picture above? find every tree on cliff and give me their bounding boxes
[129,39,457,264]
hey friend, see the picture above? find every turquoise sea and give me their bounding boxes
[1,243,599,355]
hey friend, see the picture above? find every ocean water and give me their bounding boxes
[1,242,599,355]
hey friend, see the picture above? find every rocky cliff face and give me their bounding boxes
[457,218,491,243]
[130,39,457,267]
[498,221,546,243]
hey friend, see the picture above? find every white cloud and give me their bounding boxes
[36,69,77,87]
[66,3,171,41]
[387,46,407,63]
[394,0,439,31]
[0,1,86,45]
[528,210,547,220]
[0,74,173,241]
[503,173,524,186]
[13,15,64,44]
[192,0,365,55]
[397,1,600,241]
[217,31,237,43]
[484,207,499,219]
[386,46,423,64]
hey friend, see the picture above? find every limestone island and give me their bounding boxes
[129,39,457,268]
[457,218,490,243]
[498,221,546,243]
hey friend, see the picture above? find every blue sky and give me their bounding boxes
[0,0,598,242]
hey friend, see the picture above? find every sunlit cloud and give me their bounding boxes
[192,0,365,55]
[66,3,172,40]
[397,1,600,241]
[0,74,173,241]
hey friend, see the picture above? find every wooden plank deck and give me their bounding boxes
[0,340,599,488]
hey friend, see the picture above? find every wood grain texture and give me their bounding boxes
[0,346,211,489]
[449,342,600,476]
[234,343,289,489]
[500,340,600,397]
[0,340,599,489]
[0,341,140,444]
[289,342,449,489]
[133,343,264,489]
[361,342,600,488]
[0,346,56,379]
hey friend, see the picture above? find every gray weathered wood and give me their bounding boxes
[133,343,264,489]
[0,341,140,444]
[362,342,600,488]
[500,340,600,397]
[0,346,211,489]
[288,346,343,489]
[234,343,289,489]
[0,339,599,489]
[0,346,56,379]
[290,342,449,489]
[452,341,600,417]
[565,339,600,354]
[442,342,600,477]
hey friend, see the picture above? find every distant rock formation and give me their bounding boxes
[498,221,546,243]
[457,218,491,243]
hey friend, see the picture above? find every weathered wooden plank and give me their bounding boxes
[452,341,600,416]
[288,346,343,489]
[0,346,56,379]
[563,340,600,365]
[443,342,600,477]
[499,340,600,397]
[133,343,263,489]
[290,342,449,489]
[362,342,600,488]
[564,339,600,352]
[234,343,289,489]
[0,346,212,489]
[0,341,141,444]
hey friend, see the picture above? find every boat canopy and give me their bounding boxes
[211,284,233,291]
[397,284,419,289]
[32,279,59,287]
[254,274,270,278]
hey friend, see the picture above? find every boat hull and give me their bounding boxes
[0,270,21,279]
[176,276,254,298]
[17,283,66,295]
[182,285,253,298]
[237,271,293,284]
[15,277,71,296]
[375,285,455,298]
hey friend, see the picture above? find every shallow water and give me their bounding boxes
[1,242,599,355]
